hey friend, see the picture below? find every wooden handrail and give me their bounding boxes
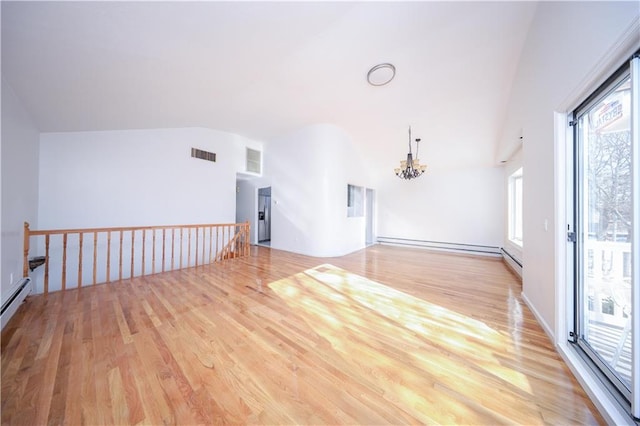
[26,222,245,236]
[217,227,242,262]
[23,221,250,295]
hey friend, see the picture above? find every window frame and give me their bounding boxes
[508,167,523,247]
[568,54,638,413]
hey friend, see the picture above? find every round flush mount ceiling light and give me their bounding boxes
[367,63,396,86]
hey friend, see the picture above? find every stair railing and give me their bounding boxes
[23,221,250,295]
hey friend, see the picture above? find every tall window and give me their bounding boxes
[571,53,638,416]
[508,168,523,246]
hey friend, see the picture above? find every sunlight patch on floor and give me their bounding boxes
[267,264,539,423]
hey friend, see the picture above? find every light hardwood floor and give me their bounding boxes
[1,245,604,425]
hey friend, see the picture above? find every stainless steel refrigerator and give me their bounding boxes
[258,189,271,243]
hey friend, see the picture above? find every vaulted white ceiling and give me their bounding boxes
[2,1,537,171]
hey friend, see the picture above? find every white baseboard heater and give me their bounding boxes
[377,236,501,256]
[1,277,32,331]
[501,248,523,277]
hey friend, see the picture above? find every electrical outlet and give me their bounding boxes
[10,272,14,284]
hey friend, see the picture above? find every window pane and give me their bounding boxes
[513,175,523,241]
[578,75,632,390]
[508,168,523,245]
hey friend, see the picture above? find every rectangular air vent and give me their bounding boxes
[191,147,216,162]
[246,148,261,174]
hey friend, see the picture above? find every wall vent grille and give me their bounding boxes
[191,148,216,162]
[246,148,261,174]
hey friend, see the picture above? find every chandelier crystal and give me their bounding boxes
[395,126,427,180]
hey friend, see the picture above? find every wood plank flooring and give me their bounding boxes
[2,245,605,425]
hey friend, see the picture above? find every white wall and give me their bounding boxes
[264,123,503,257]
[39,128,258,228]
[497,1,639,337]
[265,124,373,257]
[1,77,39,304]
[34,127,260,293]
[377,166,504,248]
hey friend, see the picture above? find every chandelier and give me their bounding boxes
[395,126,427,180]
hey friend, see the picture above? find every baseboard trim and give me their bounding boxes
[557,342,634,425]
[1,277,32,331]
[377,237,501,257]
[501,248,522,279]
[521,291,555,343]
